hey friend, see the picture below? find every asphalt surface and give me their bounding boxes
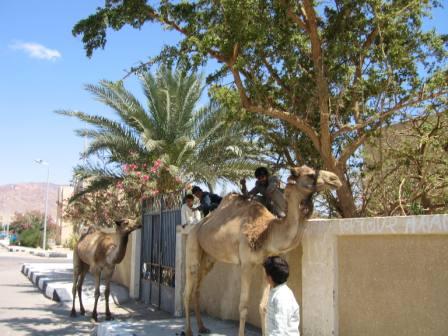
[0,249,171,336]
[0,250,97,335]
[0,249,260,336]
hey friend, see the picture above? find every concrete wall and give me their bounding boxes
[178,214,448,335]
[338,235,448,336]
[198,246,302,328]
[112,230,141,299]
[112,236,132,288]
[112,233,134,289]
[56,185,74,245]
[174,227,302,327]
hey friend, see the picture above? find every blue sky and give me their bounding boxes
[0,1,447,186]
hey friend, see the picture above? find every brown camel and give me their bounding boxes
[183,166,342,336]
[70,218,141,321]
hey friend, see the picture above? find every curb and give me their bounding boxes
[21,263,130,306]
[21,263,73,303]
[3,242,69,258]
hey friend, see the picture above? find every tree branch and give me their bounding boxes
[281,0,308,31]
[337,133,368,168]
[333,89,448,139]
[302,0,332,163]
[261,54,290,94]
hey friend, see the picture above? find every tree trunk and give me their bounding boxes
[335,178,357,218]
[323,157,358,218]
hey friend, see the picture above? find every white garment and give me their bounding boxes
[266,283,300,336]
[181,203,202,226]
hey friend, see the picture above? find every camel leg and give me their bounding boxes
[77,264,88,316]
[70,269,80,317]
[103,268,114,321]
[193,256,215,334]
[183,231,202,336]
[238,263,255,336]
[259,283,270,336]
[91,272,101,322]
[183,268,195,336]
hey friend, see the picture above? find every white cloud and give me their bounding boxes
[11,41,61,60]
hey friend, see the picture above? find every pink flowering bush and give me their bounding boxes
[65,159,185,228]
[118,159,185,202]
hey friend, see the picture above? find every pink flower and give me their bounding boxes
[143,163,147,168]
[143,175,149,181]
[136,172,141,177]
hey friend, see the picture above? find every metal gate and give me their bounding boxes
[140,195,182,313]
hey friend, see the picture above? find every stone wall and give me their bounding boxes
[112,235,132,288]
[174,214,448,335]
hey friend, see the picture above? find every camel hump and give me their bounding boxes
[79,225,96,242]
[241,202,276,250]
[219,192,250,208]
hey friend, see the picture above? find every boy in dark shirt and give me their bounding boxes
[191,186,222,216]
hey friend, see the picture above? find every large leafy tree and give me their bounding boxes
[58,67,258,194]
[73,0,447,217]
[363,107,448,216]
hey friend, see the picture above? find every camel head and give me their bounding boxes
[114,218,142,235]
[289,165,342,195]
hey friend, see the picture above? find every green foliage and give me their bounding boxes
[63,233,79,250]
[58,67,259,195]
[363,108,448,216]
[73,0,448,217]
[19,226,41,248]
[10,211,57,247]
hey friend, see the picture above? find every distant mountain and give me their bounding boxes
[0,183,60,223]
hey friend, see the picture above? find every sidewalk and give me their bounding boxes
[22,263,129,305]
[0,239,70,258]
[97,316,261,336]
[21,262,261,336]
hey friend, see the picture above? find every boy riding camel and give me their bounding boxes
[240,167,286,218]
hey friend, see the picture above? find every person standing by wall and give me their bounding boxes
[263,256,300,336]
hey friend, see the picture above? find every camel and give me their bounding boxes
[183,165,342,336]
[70,218,141,321]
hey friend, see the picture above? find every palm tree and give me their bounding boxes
[57,67,259,195]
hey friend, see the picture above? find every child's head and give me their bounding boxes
[185,194,194,207]
[263,256,289,286]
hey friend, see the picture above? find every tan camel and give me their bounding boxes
[70,218,141,321]
[183,166,342,336]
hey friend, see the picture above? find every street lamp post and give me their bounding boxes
[34,159,50,250]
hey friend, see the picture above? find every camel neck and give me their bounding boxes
[269,189,305,254]
[114,233,129,264]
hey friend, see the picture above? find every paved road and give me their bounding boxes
[0,249,261,336]
[0,250,97,335]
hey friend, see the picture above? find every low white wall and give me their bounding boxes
[302,214,448,336]
[172,214,448,335]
